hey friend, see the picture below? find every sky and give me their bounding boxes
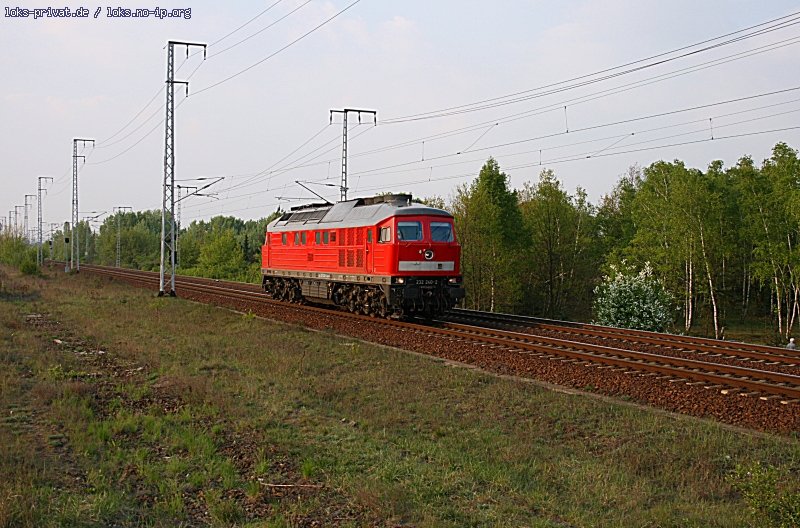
[2,0,800,234]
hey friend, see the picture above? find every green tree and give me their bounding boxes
[518,169,600,318]
[628,160,729,337]
[596,165,640,266]
[197,228,248,280]
[735,144,800,338]
[451,158,524,312]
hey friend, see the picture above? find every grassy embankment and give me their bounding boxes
[0,265,798,527]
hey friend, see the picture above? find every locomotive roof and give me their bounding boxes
[267,194,452,232]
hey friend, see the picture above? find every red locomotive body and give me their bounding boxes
[261,194,465,317]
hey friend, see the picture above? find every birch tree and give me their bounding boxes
[451,158,523,312]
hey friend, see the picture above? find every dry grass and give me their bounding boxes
[0,266,798,527]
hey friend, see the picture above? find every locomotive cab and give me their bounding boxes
[375,216,464,316]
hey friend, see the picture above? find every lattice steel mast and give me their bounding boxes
[329,108,377,201]
[159,40,206,296]
[24,194,35,242]
[71,138,94,272]
[37,176,53,266]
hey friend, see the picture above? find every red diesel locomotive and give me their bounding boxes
[261,194,465,317]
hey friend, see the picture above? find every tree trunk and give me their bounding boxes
[699,227,720,339]
[774,275,783,336]
[685,257,694,332]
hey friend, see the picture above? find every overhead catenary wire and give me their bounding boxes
[178,124,800,224]
[187,84,800,205]
[193,37,800,201]
[192,0,363,96]
[91,0,304,149]
[208,0,314,58]
[334,100,800,181]
[181,97,800,213]
[80,9,800,179]
[209,0,284,47]
[349,126,800,194]
[381,11,800,123]
[24,7,800,224]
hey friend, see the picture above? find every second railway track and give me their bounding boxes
[75,263,800,406]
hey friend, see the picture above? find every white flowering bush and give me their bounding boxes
[593,262,673,332]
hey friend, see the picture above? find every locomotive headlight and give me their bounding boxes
[396,277,405,284]
[448,277,459,284]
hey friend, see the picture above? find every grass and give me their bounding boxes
[0,265,798,527]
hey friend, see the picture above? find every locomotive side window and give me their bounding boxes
[282,233,287,245]
[397,221,422,241]
[379,227,392,243]
[301,232,307,245]
[367,229,372,243]
[323,231,329,244]
[430,222,454,242]
[315,231,321,244]
[330,232,337,243]
[294,232,300,245]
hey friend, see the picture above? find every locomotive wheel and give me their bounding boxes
[370,292,388,318]
[288,280,302,303]
[347,287,359,313]
[360,289,371,315]
[378,294,388,318]
[277,279,290,301]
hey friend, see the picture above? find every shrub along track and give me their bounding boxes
[72,264,800,435]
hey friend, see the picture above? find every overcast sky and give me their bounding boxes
[2,0,799,232]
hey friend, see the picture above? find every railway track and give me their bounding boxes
[73,264,800,405]
[442,308,800,368]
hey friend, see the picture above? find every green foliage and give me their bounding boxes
[88,210,274,282]
[0,234,39,275]
[452,158,524,312]
[593,262,673,332]
[728,462,800,528]
[518,170,602,319]
[36,141,800,339]
[196,228,248,280]
[595,166,640,266]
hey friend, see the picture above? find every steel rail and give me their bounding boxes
[446,308,800,363]
[76,264,800,402]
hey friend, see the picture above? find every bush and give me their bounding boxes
[0,234,39,275]
[728,462,800,528]
[592,262,672,332]
[19,257,39,276]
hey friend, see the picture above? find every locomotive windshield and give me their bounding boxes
[397,221,423,241]
[430,222,454,242]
